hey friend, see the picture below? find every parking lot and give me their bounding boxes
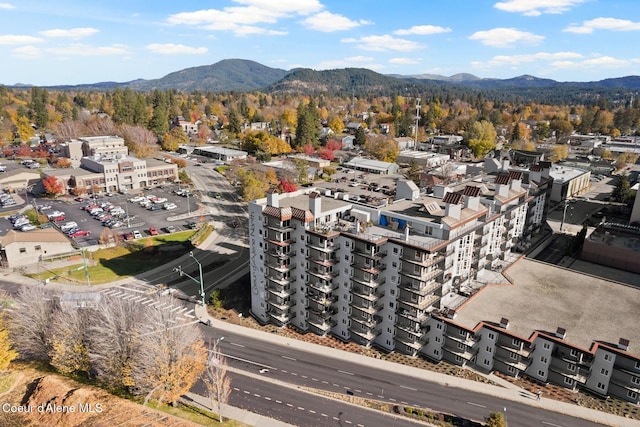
[0,184,207,248]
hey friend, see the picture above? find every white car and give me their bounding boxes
[132,230,142,239]
[46,211,65,219]
[153,197,167,204]
[128,196,144,203]
[20,224,37,232]
[164,203,177,210]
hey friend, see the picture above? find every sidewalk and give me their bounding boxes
[194,305,640,427]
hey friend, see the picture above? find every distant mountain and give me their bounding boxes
[126,59,289,92]
[5,59,640,103]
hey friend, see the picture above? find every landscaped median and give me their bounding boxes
[27,226,214,285]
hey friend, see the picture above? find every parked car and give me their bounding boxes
[132,230,142,239]
[213,192,221,199]
[165,225,176,233]
[153,197,167,204]
[37,204,52,211]
[186,222,198,230]
[20,224,37,232]
[60,221,78,232]
[148,226,158,236]
[13,219,30,228]
[69,229,91,238]
[164,203,177,210]
[46,211,65,219]
[128,196,144,203]
[121,232,134,240]
[50,214,66,222]
[74,196,85,202]
[9,213,27,223]
[147,204,162,211]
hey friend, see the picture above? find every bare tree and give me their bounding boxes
[85,116,119,136]
[53,120,86,142]
[203,339,232,422]
[48,306,89,375]
[86,295,143,390]
[6,286,60,361]
[131,295,207,406]
[121,124,159,158]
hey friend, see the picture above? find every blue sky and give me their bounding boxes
[0,0,638,86]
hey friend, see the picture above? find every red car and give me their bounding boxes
[148,226,158,236]
[51,215,65,222]
[69,230,91,238]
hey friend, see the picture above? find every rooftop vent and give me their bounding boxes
[618,338,630,351]
[499,317,510,329]
[555,327,566,339]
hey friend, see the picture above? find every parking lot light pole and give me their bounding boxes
[173,251,206,306]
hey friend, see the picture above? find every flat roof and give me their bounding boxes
[453,258,640,349]
[194,146,248,156]
[549,164,589,183]
[276,192,351,213]
[344,157,396,171]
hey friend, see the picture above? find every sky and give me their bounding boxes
[0,0,638,86]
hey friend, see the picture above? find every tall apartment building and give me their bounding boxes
[249,162,552,354]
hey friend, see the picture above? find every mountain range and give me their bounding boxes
[7,59,640,102]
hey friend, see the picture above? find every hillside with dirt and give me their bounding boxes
[0,368,202,427]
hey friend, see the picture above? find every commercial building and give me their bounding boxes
[396,151,450,168]
[248,162,552,353]
[192,146,248,162]
[343,157,399,175]
[548,164,591,202]
[0,229,75,268]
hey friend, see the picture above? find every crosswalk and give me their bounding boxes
[100,283,196,322]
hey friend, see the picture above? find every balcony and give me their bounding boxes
[443,341,477,360]
[307,239,339,252]
[271,263,296,273]
[307,280,338,294]
[353,245,386,259]
[397,294,440,311]
[265,222,295,232]
[266,297,293,311]
[397,307,428,325]
[349,318,381,343]
[307,314,336,333]
[494,353,531,372]
[266,284,295,299]
[308,266,338,281]
[399,280,441,297]
[267,238,293,247]
[266,274,293,286]
[352,285,384,301]
[306,256,336,267]
[351,261,384,274]
[350,297,383,315]
[267,247,292,259]
[496,343,534,358]
[267,307,295,325]
[307,293,337,308]
[396,328,426,351]
[548,364,589,383]
[399,267,443,283]
[401,254,444,268]
[351,275,382,289]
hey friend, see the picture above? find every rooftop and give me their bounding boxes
[1,228,70,246]
[344,157,397,171]
[549,164,590,183]
[453,258,640,350]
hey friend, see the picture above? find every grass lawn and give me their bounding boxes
[30,231,198,285]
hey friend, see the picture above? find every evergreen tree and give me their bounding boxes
[355,126,366,146]
[294,100,320,149]
[29,87,49,129]
[227,110,242,136]
[149,90,169,137]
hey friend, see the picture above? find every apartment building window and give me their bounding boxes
[455,355,463,363]
[604,353,612,361]
[486,346,492,353]
[631,376,640,385]
[628,391,638,400]
[597,382,606,391]
[543,342,551,350]
[35,245,41,250]
[392,261,397,268]
[564,377,573,386]
[19,248,26,253]
[507,366,515,373]
[436,323,442,330]
[567,363,576,372]
[459,329,465,336]
[601,368,609,376]
[393,247,398,254]
[434,349,439,356]
[435,336,441,343]
[488,333,495,340]
[538,370,545,377]
[483,359,491,366]
[510,352,517,360]
[570,349,578,357]
[540,356,548,364]
[512,338,519,346]
[635,361,640,370]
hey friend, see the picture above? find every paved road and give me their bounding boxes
[202,327,606,427]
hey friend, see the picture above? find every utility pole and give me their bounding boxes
[414,98,421,149]
[173,251,205,306]
[82,249,90,286]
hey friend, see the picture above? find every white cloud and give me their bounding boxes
[564,18,640,34]
[167,0,322,35]
[469,28,544,48]
[0,3,15,9]
[316,56,377,69]
[489,51,583,65]
[389,57,420,65]
[0,34,42,45]
[146,43,208,55]
[393,25,451,36]
[341,34,422,52]
[12,45,40,59]
[302,11,371,32]
[39,27,99,39]
[493,0,587,16]
[47,43,129,56]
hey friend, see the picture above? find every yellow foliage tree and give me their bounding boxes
[0,314,18,372]
[16,116,34,142]
[365,136,400,162]
[550,144,569,162]
[328,116,344,134]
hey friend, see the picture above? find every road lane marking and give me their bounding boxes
[254,394,261,398]
[355,389,361,393]
[338,370,354,376]
[309,410,316,414]
[229,342,245,348]
[301,375,308,379]
[400,385,417,391]
[282,356,297,361]
[542,422,563,427]
[275,400,282,404]
[466,402,486,408]
[366,392,373,396]
[264,397,271,401]
[243,390,249,394]
[311,378,318,381]
[286,403,293,407]
[345,421,352,424]
[322,380,328,384]
[321,413,328,417]
[291,372,297,376]
[333,383,340,387]
[233,388,240,391]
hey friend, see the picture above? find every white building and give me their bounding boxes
[1,229,75,268]
[248,164,551,353]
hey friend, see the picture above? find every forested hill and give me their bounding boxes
[8,58,640,105]
[126,59,289,92]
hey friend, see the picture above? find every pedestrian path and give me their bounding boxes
[99,284,196,322]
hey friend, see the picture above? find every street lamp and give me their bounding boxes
[173,251,206,306]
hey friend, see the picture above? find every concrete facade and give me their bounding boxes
[248,163,552,355]
[0,229,75,268]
